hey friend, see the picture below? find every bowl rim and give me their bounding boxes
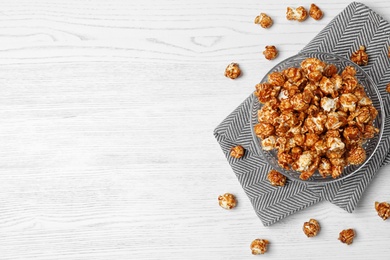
[250,51,385,184]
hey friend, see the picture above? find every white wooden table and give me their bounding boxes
[1,0,390,259]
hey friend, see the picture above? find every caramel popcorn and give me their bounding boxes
[267,169,287,186]
[303,219,320,237]
[309,4,323,20]
[218,193,237,210]
[224,62,241,79]
[286,6,308,22]
[351,45,368,66]
[388,46,390,58]
[263,45,278,60]
[386,83,390,93]
[254,13,273,28]
[375,201,390,220]
[250,239,269,255]
[339,229,355,245]
[268,72,286,86]
[230,145,245,159]
[254,57,379,180]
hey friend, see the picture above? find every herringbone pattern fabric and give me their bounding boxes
[214,2,390,226]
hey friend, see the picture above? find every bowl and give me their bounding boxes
[250,52,384,184]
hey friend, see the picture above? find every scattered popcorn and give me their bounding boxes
[230,145,245,159]
[303,219,321,237]
[339,229,355,245]
[224,62,241,79]
[267,169,287,186]
[286,6,308,22]
[375,201,390,220]
[218,193,237,210]
[250,239,269,255]
[254,13,273,28]
[263,45,278,60]
[351,45,368,66]
[309,4,323,20]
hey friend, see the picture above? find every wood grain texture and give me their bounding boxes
[0,0,390,259]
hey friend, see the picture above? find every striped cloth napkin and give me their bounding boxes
[214,2,390,226]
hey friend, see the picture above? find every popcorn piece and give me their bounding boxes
[347,145,366,165]
[224,62,241,79]
[262,136,277,150]
[218,193,237,209]
[301,58,326,74]
[331,74,343,91]
[307,71,323,83]
[250,239,269,255]
[343,126,361,145]
[314,139,327,156]
[291,146,303,161]
[319,77,336,97]
[254,13,273,28]
[351,45,368,66]
[291,93,310,111]
[375,201,390,220]
[318,158,332,177]
[309,4,323,20]
[267,169,287,186]
[268,71,286,86]
[299,156,320,180]
[341,74,358,93]
[278,151,293,170]
[258,105,279,125]
[321,97,335,112]
[363,125,379,139]
[254,83,280,103]
[325,111,347,130]
[303,113,327,135]
[254,122,275,139]
[286,6,308,22]
[263,45,278,60]
[339,229,355,245]
[341,66,357,78]
[303,219,321,237]
[388,46,390,58]
[324,64,338,77]
[284,67,303,82]
[230,145,245,159]
[339,93,358,112]
[293,151,313,172]
[304,133,319,148]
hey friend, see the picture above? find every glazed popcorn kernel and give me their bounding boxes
[286,6,308,22]
[250,239,269,255]
[254,13,273,28]
[218,193,237,210]
[386,83,390,93]
[224,62,241,79]
[303,219,320,237]
[351,45,369,66]
[375,201,390,220]
[267,169,287,186]
[263,45,278,60]
[230,145,245,159]
[309,4,323,20]
[388,46,390,58]
[339,229,355,245]
[347,146,366,165]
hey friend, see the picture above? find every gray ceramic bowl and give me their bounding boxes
[250,52,384,184]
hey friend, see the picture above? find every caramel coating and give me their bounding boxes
[303,219,321,237]
[351,45,368,66]
[218,193,237,210]
[267,169,287,186]
[309,4,323,20]
[263,46,278,60]
[347,146,366,165]
[224,62,241,79]
[375,201,390,220]
[230,145,245,159]
[339,229,355,245]
[250,239,269,255]
[254,13,273,28]
[286,6,308,22]
[268,72,286,86]
[388,46,390,58]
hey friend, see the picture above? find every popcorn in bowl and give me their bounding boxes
[253,56,380,181]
